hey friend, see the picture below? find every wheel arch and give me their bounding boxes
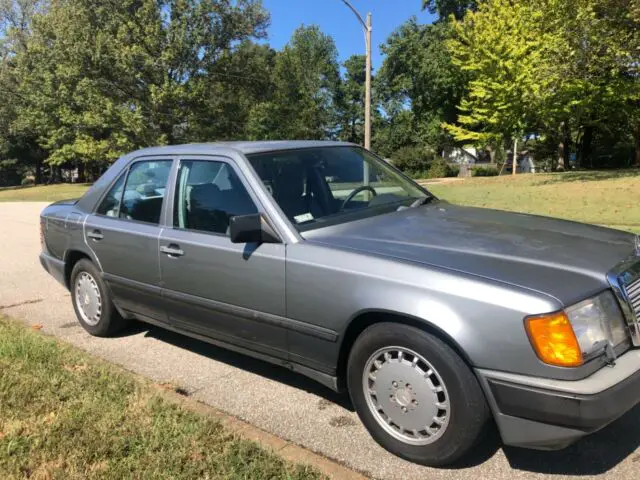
[336,309,474,391]
[63,249,96,289]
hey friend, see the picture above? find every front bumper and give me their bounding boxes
[477,349,640,450]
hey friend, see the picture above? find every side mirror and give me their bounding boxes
[229,213,280,244]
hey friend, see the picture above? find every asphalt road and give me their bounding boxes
[1,202,639,480]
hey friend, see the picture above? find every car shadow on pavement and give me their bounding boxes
[113,322,639,473]
[503,404,640,475]
[136,323,354,411]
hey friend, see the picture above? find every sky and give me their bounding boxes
[261,0,437,71]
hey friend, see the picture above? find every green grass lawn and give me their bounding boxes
[0,316,324,480]
[0,183,91,202]
[426,170,640,234]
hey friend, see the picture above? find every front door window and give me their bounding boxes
[173,160,258,235]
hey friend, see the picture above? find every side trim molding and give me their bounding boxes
[162,288,339,342]
[102,272,338,343]
[102,272,162,296]
[132,312,340,391]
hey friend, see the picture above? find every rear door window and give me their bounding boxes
[118,160,172,224]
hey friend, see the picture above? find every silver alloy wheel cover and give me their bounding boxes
[363,346,450,446]
[75,271,102,326]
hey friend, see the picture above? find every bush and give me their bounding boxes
[390,146,434,176]
[426,158,459,179]
[471,165,499,177]
[20,177,35,186]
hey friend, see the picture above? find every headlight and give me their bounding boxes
[525,291,628,367]
[565,291,628,359]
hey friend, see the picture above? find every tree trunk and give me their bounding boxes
[634,123,640,168]
[580,125,594,169]
[512,137,518,175]
[488,145,496,163]
[557,122,571,171]
[34,158,42,185]
[77,162,86,183]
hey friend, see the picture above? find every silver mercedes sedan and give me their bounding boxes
[39,141,640,466]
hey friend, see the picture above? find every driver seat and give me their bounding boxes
[273,163,324,222]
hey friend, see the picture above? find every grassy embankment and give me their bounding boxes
[0,316,324,480]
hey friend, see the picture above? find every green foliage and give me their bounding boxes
[1,0,638,185]
[377,19,465,152]
[427,157,458,178]
[470,165,499,177]
[444,0,640,169]
[390,145,434,176]
[4,0,271,181]
[247,25,340,140]
[421,0,476,20]
[444,0,546,145]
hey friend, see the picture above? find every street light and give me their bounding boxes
[340,0,372,151]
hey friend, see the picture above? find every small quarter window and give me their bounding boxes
[174,160,258,235]
[118,160,172,224]
[96,173,126,217]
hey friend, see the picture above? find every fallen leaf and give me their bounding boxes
[63,364,87,373]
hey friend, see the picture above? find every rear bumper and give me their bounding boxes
[477,349,640,450]
[39,251,67,288]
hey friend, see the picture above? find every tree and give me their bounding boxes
[444,0,640,171]
[444,0,552,173]
[336,54,366,144]
[247,25,341,140]
[12,0,270,180]
[536,0,640,168]
[377,18,466,155]
[0,0,47,184]
[421,0,476,20]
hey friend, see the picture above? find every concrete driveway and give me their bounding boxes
[1,201,639,480]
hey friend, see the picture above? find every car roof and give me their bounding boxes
[131,140,356,157]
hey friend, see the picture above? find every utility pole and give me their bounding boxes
[364,12,372,150]
[341,1,372,150]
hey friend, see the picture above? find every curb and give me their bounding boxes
[154,383,369,480]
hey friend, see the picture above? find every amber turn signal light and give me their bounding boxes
[525,312,583,367]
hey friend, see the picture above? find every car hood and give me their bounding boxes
[307,202,637,305]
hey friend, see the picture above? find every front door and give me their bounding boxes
[85,158,173,321]
[158,158,287,359]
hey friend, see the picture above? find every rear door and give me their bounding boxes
[85,157,174,321]
[158,157,288,359]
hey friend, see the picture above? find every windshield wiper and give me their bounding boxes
[396,196,434,211]
[409,196,434,208]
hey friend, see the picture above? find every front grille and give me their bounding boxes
[626,277,640,319]
[608,258,640,347]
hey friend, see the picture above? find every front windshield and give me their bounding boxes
[247,146,430,231]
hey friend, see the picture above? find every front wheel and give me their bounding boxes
[347,323,489,466]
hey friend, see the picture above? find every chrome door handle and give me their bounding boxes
[160,245,184,257]
[87,229,104,241]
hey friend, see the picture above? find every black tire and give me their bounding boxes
[347,322,489,467]
[70,259,127,337]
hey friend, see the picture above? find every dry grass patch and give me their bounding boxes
[0,184,90,202]
[0,316,324,480]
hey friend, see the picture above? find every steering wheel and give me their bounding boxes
[339,185,377,211]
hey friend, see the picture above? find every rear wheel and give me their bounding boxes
[347,323,489,466]
[70,259,127,336]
